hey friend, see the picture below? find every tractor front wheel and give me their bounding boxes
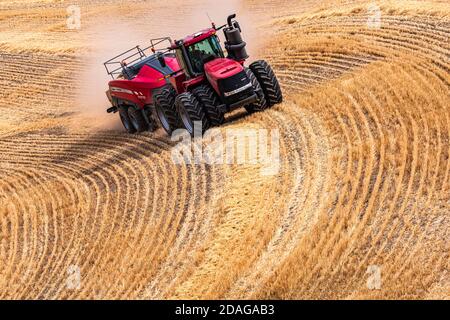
[191,85,224,127]
[175,92,209,136]
[154,85,180,135]
[249,60,283,106]
[128,106,148,132]
[119,106,137,134]
[244,67,268,113]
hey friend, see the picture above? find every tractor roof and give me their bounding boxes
[172,28,217,48]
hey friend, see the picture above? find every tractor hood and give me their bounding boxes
[204,58,253,103]
[204,58,244,81]
[204,58,245,94]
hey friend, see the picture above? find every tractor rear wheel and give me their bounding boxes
[154,85,180,135]
[249,60,283,106]
[128,106,148,132]
[175,92,209,136]
[244,67,268,113]
[191,85,224,127]
[119,106,137,134]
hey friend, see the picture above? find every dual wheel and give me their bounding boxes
[176,85,227,136]
[153,84,225,136]
[244,59,283,113]
[119,105,155,134]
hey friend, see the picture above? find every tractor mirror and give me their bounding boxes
[157,54,167,68]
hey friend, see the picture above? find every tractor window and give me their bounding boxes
[175,48,188,74]
[187,36,223,74]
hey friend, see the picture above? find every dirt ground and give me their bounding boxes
[0,0,448,299]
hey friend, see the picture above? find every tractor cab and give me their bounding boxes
[172,29,224,78]
[171,13,249,80]
[168,16,252,102]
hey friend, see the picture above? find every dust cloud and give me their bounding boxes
[74,18,146,131]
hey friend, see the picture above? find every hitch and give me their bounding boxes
[107,106,118,113]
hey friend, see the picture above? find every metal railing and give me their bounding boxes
[103,37,173,79]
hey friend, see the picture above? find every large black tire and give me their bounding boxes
[175,92,209,136]
[119,106,136,133]
[249,60,283,106]
[153,85,180,135]
[128,106,148,133]
[191,85,224,127]
[244,67,268,113]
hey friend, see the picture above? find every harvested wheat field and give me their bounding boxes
[0,0,449,299]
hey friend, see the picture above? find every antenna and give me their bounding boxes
[206,12,216,28]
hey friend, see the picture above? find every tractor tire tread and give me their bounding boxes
[191,85,224,127]
[244,67,268,113]
[154,85,180,134]
[249,60,283,106]
[175,92,209,135]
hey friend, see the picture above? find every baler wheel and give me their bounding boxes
[119,106,137,134]
[128,106,148,132]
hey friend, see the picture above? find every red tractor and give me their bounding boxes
[104,14,282,136]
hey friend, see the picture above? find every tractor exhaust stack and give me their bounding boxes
[223,14,248,60]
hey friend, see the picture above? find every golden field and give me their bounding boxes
[0,0,448,299]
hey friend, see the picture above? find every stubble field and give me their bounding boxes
[0,0,448,299]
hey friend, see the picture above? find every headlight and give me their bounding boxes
[223,82,252,97]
